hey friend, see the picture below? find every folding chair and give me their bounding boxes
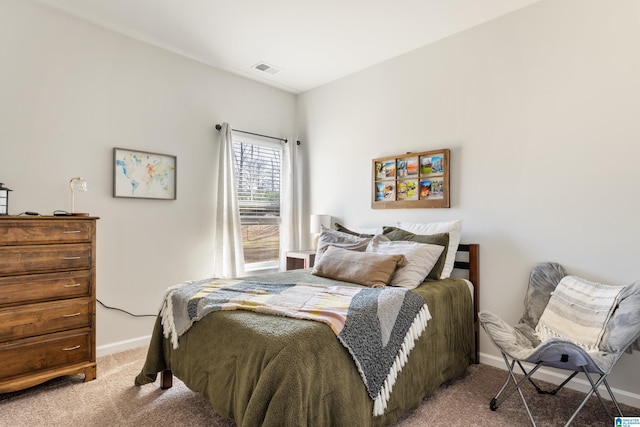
[479,262,640,426]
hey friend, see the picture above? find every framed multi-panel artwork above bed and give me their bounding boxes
[372,148,450,209]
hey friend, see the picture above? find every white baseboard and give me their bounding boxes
[96,335,151,357]
[95,344,639,409]
[479,352,640,409]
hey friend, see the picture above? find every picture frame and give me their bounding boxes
[372,148,449,209]
[113,147,177,200]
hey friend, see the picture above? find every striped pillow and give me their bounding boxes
[535,275,625,351]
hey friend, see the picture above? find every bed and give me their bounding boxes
[135,226,479,427]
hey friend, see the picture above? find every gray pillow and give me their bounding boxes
[334,222,375,238]
[315,226,374,263]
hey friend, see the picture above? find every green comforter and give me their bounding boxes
[135,271,474,426]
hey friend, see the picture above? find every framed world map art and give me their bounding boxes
[372,148,449,209]
[113,147,177,200]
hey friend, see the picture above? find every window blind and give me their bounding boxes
[233,141,281,224]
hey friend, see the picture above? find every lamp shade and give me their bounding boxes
[310,214,331,234]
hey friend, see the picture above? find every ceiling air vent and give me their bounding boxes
[252,62,281,75]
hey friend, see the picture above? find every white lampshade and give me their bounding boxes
[310,214,331,234]
[310,214,331,250]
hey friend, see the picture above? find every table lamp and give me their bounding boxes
[310,214,331,249]
[69,177,89,216]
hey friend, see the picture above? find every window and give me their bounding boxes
[233,138,282,269]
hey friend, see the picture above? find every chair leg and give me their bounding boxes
[587,371,613,420]
[490,352,541,427]
[601,377,624,418]
[515,361,579,396]
[488,355,625,427]
[490,359,516,409]
[563,368,624,427]
[562,368,624,426]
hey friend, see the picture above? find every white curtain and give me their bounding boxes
[279,137,302,270]
[213,123,245,278]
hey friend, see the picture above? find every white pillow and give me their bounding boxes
[535,275,625,351]
[366,237,444,289]
[395,220,462,279]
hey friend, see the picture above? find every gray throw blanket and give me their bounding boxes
[159,278,431,416]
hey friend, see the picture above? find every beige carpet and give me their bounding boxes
[0,346,638,426]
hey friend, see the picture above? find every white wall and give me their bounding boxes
[298,0,640,403]
[0,1,296,352]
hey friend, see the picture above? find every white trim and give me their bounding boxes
[96,335,151,357]
[96,344,640,408]
[479,352,640,409]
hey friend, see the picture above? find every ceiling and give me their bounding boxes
[34,0,540,94]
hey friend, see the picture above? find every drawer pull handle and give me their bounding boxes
[63,283,82,288]
[62,345,81,351]
[63,230,82,234]
[62,256,81,260]
[63,312,81,317]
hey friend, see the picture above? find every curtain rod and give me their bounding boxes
[215,124,300,145]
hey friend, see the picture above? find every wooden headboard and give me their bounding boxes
[453,243,480,364]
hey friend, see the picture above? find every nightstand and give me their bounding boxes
[286,250,316,270]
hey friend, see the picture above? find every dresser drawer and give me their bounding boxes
[0,271,91,306]
[0,219,93,246]
[0,330,92,381]
[0,244,92,275]
[0,297,91,341]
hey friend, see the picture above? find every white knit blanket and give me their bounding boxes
[535,275,625,351]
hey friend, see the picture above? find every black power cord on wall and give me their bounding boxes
[97,299,156,318]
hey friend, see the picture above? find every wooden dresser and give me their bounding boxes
[0,216,98,393]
